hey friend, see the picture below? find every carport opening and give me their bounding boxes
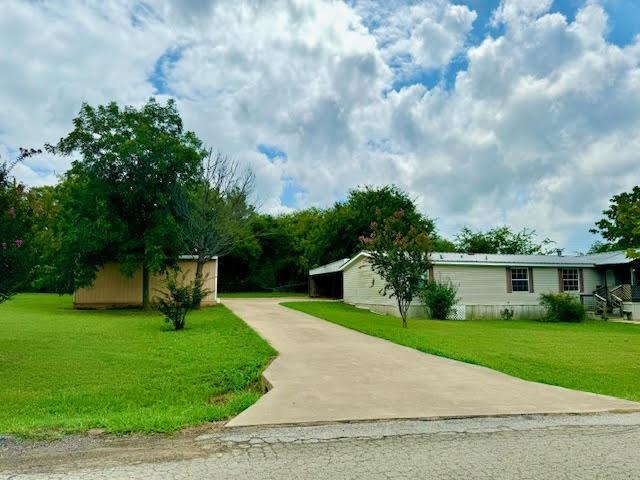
[309,271,343,299]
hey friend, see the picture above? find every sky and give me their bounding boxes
[2,0,640,253]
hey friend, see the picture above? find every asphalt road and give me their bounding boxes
[3,413,640,479]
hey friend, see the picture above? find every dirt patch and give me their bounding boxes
[0,423,231,475]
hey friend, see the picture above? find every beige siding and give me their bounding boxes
[343,256,395,307]
[342,256,603,319]
[74,259,218,308]
[435,265,542,305]
[342,256,427,317]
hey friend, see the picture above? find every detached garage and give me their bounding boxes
[308,258,350,299]
[74,255,219,309]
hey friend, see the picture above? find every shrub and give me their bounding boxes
[156,271,209,330]
[419,279,459,320]
[500,307,514,321]
[539,292,585,323]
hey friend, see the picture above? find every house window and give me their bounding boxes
[562,268,580,291]
[511,268,529,292]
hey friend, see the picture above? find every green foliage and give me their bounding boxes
[0,294,276,436]
[221,185,438,293]
[431,236,457,252]
[419,279,459,320]
[539,293,586,323]
[455,226,554,254]
[321,185,436,261]
[156,270,209,330]
[0,149,41,302]
[30,171,124,293]
[500,307,515,321]
[220,209,327,292]
[361,209,431,327]
[591,186,640,256]
[587,241,618,254]
[46,98,205,306]
[176,151,255,305]
[284,301,640,402]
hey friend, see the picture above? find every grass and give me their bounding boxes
[219,291,308,298]
[0,294,276,437]
[283,301,640,402]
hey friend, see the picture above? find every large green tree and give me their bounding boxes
[591,186,640,255]
[318,185,437,262]
[454,226,554,255]
[47,98,204,308]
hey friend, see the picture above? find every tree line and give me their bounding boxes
[2,98,637,306]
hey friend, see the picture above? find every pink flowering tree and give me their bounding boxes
[0,148,40,303]
[359,209,432,328]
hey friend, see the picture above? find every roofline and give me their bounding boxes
[432,260,594,267]
[309,258,351,275]
[339,251,371,271]
[337,251,628,269]
[178,255,218,260]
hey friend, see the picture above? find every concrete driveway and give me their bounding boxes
[224,298,640,427]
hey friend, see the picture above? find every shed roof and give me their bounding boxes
[178,255,218,261]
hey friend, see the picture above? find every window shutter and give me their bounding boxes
[528,267,534,293]
[558,268,564,292]
[506,268,512,293]
[579,268,584,293]
[428,266,434,282]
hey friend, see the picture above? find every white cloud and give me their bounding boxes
[2,0,640,250]
[354,0,476,74]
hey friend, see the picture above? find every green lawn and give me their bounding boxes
[0,294,276,437]
[283,301,640,402]
[219,291,308,298]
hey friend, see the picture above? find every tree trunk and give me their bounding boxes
[398,298,408,328]
[142,263,150,310]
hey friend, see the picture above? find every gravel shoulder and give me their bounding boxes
[3,413,640,479]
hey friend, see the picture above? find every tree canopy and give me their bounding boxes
[219,185,439,292]
[320,185,435,261]
[454,226,554,255]
[360,209,432,328]
[46,98,205,307]
[0,149,41,303]
[591,186,640,255]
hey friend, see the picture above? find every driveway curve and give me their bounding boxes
[224,298,640,427]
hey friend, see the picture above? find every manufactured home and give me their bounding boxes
[309,250,640,319]
[74,256,219,309]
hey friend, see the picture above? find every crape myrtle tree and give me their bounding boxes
[360,209,432,328]
[177,150,255,306]
[47,98,205,309]
[591,186,640,256]
[0,148,41,303]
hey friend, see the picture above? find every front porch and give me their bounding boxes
[583,260,640,320]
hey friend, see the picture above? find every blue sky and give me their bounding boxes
[390,0,640,91]
[3,0,640,251]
